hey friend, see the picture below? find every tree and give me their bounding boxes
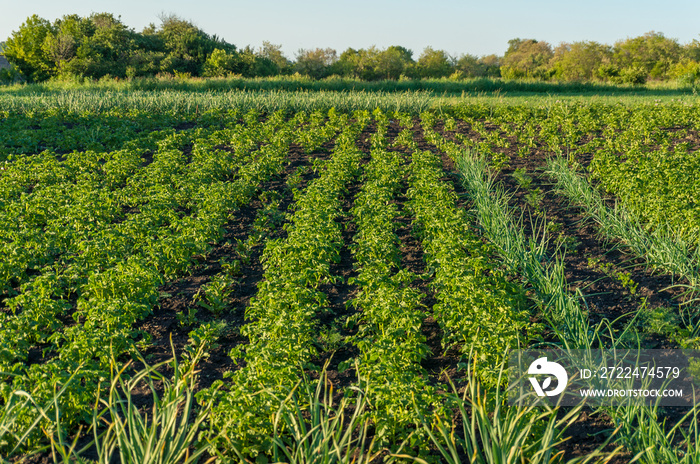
[203,48,238,76]
[294,48,337,79]
[156,14,233,75]
[551,41,612,81]
[332,47,381,80]
[455,54,480,77]
[123,23,167,77]
[43,14,93,76]
[670,59,700,84]
[43,33,76,71]
[231,45,279,77]
[333,47,361,78]
[613,32,681,79]
[53,13,137,78]
[82,13,136,77]
[258,41,290,74]
[501,38,553,80]
[332,46,413,80]
[683,38,700,62]
[416,46,452,78]
[479,55,501,77]
[455,53,501,78]
[376,45,413,80]
[3,15,54,81]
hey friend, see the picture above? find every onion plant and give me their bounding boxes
[405,358,618,464]
[455,151,592,350]
[546,156,700,303]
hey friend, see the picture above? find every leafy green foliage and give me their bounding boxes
[2,15,54,82]
[2,12,240,81]
[588,108,700,244]
[345,111,439,449]
[406,141,529,382]
[500,39,554,80]
[7,95,700,461]
[0,109,304,451]
[201,110,370,458]
[550,41,613,82]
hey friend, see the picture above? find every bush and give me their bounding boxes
[620,66,647,85]
[597,64,620,81]
[671,60,700,85]
[0,67,22,84]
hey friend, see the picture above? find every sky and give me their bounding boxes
[2,0,700,60]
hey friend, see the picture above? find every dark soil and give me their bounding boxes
[15,114,698,464]
[309,157,362,392]
[134,141,327,393]
[430,117,698,463]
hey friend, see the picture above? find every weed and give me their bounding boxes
[512,167,533,189]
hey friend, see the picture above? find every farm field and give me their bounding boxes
[1,86,700,463]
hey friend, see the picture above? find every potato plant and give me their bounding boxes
[4,92,700,462]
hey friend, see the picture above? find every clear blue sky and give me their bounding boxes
[2,0,699,59]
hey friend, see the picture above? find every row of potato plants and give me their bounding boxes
[0,112,285,362]
[184,108,348,326]
[444,103,700,314]
[441,106,700,463]
[0,109,281,297]
[587,107,700,245]
[0,107,261,160]
[0,110,345,453]
[420,112,622,461]
[449,101,700,245]
[296,107,346,153]
[0,109,167,159]
[345,110,439,450]
[404,143,530,381]
[402,115,586,461]
[199,111,371,459]
[442,111,700,463]
[389,110,533,369]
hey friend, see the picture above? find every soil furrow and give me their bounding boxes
[136,139,335,391]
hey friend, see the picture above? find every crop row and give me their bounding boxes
[0,110,347,451]
[420,114,598,347]
[588,115,700,245]
[405,139,529,381]
[346,110,437,448]
[0,113,288,364]
[200,111,370,458]
[0,110,295,295]
[445,108,700,464]
[447,102,700,246]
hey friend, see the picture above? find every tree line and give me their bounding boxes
[2,12,700,85]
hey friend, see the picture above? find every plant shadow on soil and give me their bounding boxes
[15,112,700,463]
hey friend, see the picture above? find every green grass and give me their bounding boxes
[2,74,699,96]
[2,76,700,117]
[0,88,436,115]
